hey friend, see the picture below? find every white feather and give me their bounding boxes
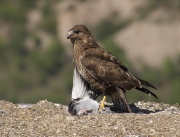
[70,67,99,115]
[71,67,89,100]
[74,96,99,115]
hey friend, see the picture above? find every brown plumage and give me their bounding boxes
[67,25,157,113]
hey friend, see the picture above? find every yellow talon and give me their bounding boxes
[98,96,106,112]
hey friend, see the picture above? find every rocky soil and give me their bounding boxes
[0,100,180,137]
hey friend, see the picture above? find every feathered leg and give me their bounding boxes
[111,87,132,113]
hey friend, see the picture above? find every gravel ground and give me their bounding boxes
[0,100,180,137]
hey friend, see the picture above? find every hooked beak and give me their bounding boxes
[66,30,74,39]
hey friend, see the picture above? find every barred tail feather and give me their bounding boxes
[135,76,157,90]
[136,87,158,99]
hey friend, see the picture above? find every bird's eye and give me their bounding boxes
[74,30,80,34]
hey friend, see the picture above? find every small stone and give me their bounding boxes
[66,116,75,121]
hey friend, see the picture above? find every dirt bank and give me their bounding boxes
[0,100,179,136]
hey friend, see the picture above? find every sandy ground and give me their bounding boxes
[0,100,180,137]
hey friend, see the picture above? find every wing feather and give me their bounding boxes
[82,53,141,90]
[84,46,129,71]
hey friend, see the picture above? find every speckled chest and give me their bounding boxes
[73,41,88,79]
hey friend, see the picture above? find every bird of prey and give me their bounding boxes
[67,25,158,113]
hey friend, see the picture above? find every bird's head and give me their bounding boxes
[66,25,90,40]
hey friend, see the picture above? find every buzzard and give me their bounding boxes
[67,25,157,113]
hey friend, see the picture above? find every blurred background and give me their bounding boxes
[0,0,179,105]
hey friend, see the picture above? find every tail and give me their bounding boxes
[111,87,132,113]
[135,76,157,90]
[135,76,158,99]
[136,87,158,99]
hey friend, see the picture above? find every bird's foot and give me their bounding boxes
[98,96,107,112]
[98,103,105,112]
[77,108,93,116]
